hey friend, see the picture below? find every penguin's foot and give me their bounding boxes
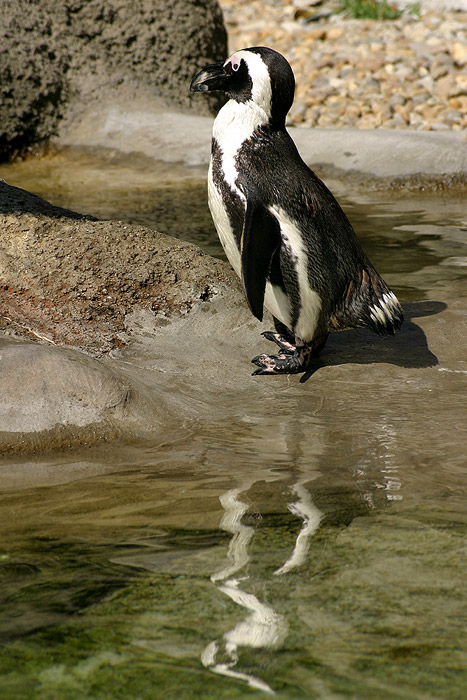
[262,318,297,354]
[261,330,296,354]
[251,334,329,376]
[252,344,313,375]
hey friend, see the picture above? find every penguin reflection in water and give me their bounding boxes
[190,47,403,375]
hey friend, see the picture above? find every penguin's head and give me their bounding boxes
[190,47,295,129]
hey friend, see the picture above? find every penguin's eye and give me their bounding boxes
[232,61,240,72]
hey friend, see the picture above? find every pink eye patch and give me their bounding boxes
[224,54,241,72]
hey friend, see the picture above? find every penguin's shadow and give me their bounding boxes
[300,300,444,383]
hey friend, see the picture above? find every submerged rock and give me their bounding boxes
[0,340,167,453]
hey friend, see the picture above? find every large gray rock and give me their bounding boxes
[0,179,239,355]
[0,340,168,453]
[0,0,227,161]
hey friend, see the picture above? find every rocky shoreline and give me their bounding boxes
[0,179,246,453]
[1,171,466,454]
[219,0,467,131]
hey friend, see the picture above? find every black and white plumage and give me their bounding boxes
[190,47,403,375]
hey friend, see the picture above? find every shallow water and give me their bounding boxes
[0,148,466,699]
[2,147,466,291]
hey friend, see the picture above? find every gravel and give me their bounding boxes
[218,0,467,131]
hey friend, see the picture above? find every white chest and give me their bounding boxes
[212,99,268,193]
[208,160,242,277]
[208,100,268,277]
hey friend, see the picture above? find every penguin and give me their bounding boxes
[190,46,403,375]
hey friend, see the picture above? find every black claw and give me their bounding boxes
[261,331,277,343]
[273,317,295,343]
[252,367,269,376]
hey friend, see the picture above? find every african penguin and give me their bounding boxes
[190,46,403,375]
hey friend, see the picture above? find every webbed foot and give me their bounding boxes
[251,333,328,376]
[261,317,297,354]
[252,345,313,375]
[261,330,296,354]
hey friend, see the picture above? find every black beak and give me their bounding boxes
[190,62,228,93]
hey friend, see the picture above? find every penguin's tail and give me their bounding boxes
[330,268,404,335]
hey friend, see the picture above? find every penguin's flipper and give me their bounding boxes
[241,197,281,322]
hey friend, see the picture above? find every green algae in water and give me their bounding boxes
[0,507,465,700]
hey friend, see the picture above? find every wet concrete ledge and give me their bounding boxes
[57,105,467,191]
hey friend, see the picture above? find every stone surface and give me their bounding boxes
[0,343,125,434]
[58,111,467,190]
[0,179,247,453]
[0,340,169,453]
[0,179,238,355]
[0,0,227,161]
